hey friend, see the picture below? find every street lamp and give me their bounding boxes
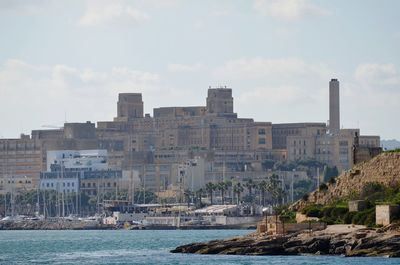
[262,207,268,234]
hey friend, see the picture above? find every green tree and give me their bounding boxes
[217,181,229,204]
[244,178,255,203]
[257,180,268,206]
[233,183,244,205]
[183,189,193,207]
[267,174,285,206]
[205,182,216,205]
[195,188,204,208]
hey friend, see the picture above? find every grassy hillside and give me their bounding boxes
[292,151,400,226]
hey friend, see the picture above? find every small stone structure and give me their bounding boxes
[376,205,400,226]
[348,200,366,212]
[257,216,326,234]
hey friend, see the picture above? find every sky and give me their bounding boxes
[0,0,399,140]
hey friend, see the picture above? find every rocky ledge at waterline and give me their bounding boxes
[171,224,400,257]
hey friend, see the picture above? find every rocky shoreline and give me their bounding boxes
[0,220,114,230]
[171,224,400,257]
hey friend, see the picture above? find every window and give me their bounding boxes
[258,138,266,144]
[258,129,266,135]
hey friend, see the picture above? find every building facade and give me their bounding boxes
[0,82,381,194]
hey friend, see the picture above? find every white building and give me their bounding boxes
[40,173,80,193]
[46,150,108,171]
[40,149,121,194]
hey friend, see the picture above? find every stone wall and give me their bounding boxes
[376,205,400,226]
[348,200,366,212]
[257,218,326,235]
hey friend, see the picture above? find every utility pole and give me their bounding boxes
[291,169,295,203]
[191,161,194,204]
[61,161,65,218]
[11,176,15,217]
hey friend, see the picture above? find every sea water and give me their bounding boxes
[0,230,398,265]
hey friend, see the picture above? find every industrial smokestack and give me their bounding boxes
[329,78,340,134]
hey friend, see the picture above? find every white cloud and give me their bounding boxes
[210,57,334,123]
[354,63,400,87]
[237,85,311,105]
[0,59,159,137]
[211,9,231,17]
[0,0,47,14]
[214,57,332,80]
[167,63,204,73]
[79,0,149,27]
[253,0,329,21]
[141,0,181,9]
[193,20,206,30]
[335,63,400,135]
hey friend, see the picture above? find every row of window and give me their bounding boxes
[82,182,117,188]
[293,140,307,146]
[0,180,32,184]
[42,182,75,188]
[293,149,307,155]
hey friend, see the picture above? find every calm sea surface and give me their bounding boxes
[0,229,398,265]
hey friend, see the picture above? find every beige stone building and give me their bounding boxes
[0,135,42,191]
[0,83,381,193]
[286,80,380,171]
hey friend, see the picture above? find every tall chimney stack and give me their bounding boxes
[329,78,340,134]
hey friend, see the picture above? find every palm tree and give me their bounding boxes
[233,183,244,205]
[183,189,192,208]
[205,182,216,205]
[195,188,204,207]
[224,180,233,203]
[257,180,268,206]
[267,174,285,206]
[217,181,231,204]
[244,178,255,203]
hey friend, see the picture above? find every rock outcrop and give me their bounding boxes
[171,225,400,257]
[293,152,400,210]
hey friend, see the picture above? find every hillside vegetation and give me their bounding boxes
[292,151,400,226]
[296,152,400,207]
